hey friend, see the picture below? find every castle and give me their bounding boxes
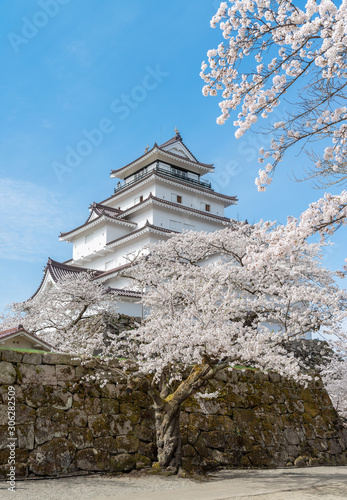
[32,130,237,316]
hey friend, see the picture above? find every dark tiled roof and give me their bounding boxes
[60,208,136,238]
[100,169,237,206]
[110,145,157,175]
[159,132,183,149]
[154,171,237,202]
[29,259,102,300]
[110,134,213,176]
[89,202,124,218]
[46,258,103,282]
[29,259,140,301]
[106,221,176,248]
[158,132,199,163]
[92,262,132,280]
[117,193,232,223]
[158,132,210,165]
[156,145,213,168]
[109,288,141,298]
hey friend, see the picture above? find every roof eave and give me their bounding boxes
[59,215,136,242]
[110,148,214,180]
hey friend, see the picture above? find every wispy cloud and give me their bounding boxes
[0,178,68,262]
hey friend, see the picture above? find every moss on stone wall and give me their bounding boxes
[0,348,346,478]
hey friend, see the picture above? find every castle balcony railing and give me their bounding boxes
[114,164,212,194]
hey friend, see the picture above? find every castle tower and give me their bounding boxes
[33,131,237,316]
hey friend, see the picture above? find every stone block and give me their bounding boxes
[208,415,235,432]
[232,408,256,427]
[182,444,196,457]
[110,453,135,472]
[0,426,9,450]
[0,448,28,464]
[75,448,110,471]
[16,424,35,450]
[42,352,81,366]
[189,412,210,432]
[51,388,73,410]
[69,427,94,449]
[116,435,140,454]
[22,353,42,365]
[101,398,120,415]
[248,445,274,467]
[35,417,68,445]
[119,403,141,424]
[25,384,54,408]
[72,393,85,409]
[209,448,231,465]
[1,350,23,363]
[84,397,101,415]
[138,441,157,461]
[202,430,226,450]
[0,362,16,384]
[0,462,28,479]
[187,422,200,446]
[0,405,7,426]
[37,407,66,423]
[135,453,152,469]
[88,414,110,437]
[29,438,76,475]
[110,414,133,436]
[133,424,153,442]
[329,440,342,455]
[94,436,117,453]
[15,404,36,425]
[75,366,88,378]
[56,365,76,381]
[66,409,88,427]
[17,364,57,385]
[100,383,119,399]
[193,435,209,458]
[0,384,23,404]
[303,402,319,419]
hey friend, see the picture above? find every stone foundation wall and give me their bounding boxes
[0,349,346,478]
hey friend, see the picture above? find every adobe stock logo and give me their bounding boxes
[7,0,72,54]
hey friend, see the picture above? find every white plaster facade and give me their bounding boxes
[35,133,237,317]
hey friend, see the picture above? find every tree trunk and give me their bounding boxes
[150,360,230,473]
[154,402,181,473]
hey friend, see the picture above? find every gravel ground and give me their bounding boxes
[1,466,347,500]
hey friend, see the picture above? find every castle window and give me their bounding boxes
[171,193,182,203]
[200,203,211,212]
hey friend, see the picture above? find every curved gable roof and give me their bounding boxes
[110,133,214,179]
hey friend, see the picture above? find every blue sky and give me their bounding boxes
[0,0,346,314]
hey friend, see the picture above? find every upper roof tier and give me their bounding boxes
[110,132,214,180]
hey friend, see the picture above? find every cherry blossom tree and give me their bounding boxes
[321,355,347,420]
[3,223,345,471]
[201,0,347,189]
[103,223,347,472]
[200,1,347,419]
[0,272,118,353]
